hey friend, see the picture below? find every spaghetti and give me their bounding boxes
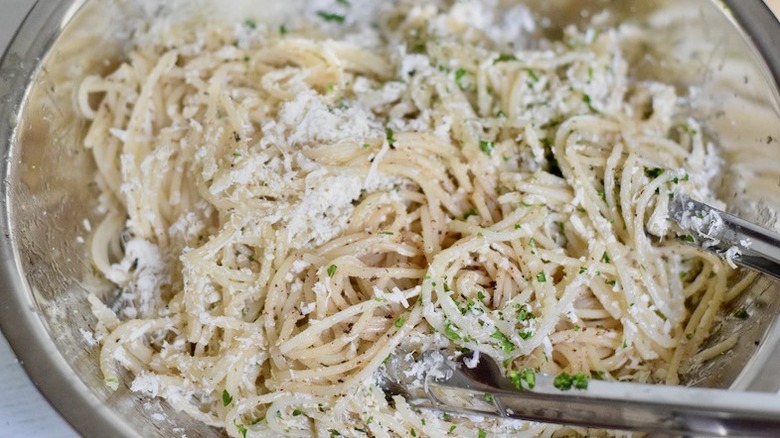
[80,1,749,436]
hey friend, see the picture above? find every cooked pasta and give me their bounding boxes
[80,1,748,436]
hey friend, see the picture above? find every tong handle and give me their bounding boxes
[410,356,780,436]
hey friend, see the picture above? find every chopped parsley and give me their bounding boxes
[386,128,397,147]
[244,18,257,29]
[582,94,596,112]
[336,0,351,5]
[411,428,417,437]
[327,264,338,277]
[477,291,487,302]
[235,421,248,438]
[645,167,665,178]
[222,389,233,406]
[483,393,494,402]
[394,316,407,328]
[354,428,367,434]
[681,123,698,136]
[454,68,468,90]
[279,24,288,35]
[553,372,588,390]
[329,430,343,437]
[478,429,487,438]
[479,140,494,155]
[509,368,536,390]
[292,409,303,416]
[605,279,616,286]
[491,329,515,353]
[448,425,457,434]
[463,208,478,220]
[317,11,346,23]
[734,308,750,320]
[525,68,540,82]
[536,271,547,283]
[518,330,532,340]
[579,266,587,274]
[494,54,518,63]
[496,110,507,118]
[572,372,589,389]
[444,322,462,341]
[684,235,696,243]
[515,304,535,321]
[601,251,611,264]
[592,371,606,380]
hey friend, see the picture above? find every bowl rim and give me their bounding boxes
[0,1,778,437]
[0,2,143,436]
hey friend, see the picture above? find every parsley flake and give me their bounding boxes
[394,316,406,328]
[235,421,248,438]
[222,389,233,406]
[454,68,468,90]
[479,140,494,155]
[525,68,540,82]
[317,11,346,23]
[536,272,547,283]
[583,94,596,112]
[327,264,338,277]
[491,330,515,353]
[386,128,397,147]
[645,167,665,178]
[444,322,461,341]
[509,368,536,390]
[494,54,518,63]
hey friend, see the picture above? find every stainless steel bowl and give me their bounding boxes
[1,1,779,436]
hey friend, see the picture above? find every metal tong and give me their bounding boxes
[669,194,780,281]
[383,353,780,437]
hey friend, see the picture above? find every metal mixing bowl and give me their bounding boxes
[1,0,779,436]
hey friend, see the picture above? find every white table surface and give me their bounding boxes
[0,1,778,438]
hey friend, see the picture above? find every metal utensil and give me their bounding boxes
[383,352,780,437]
[669,194,780,281]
